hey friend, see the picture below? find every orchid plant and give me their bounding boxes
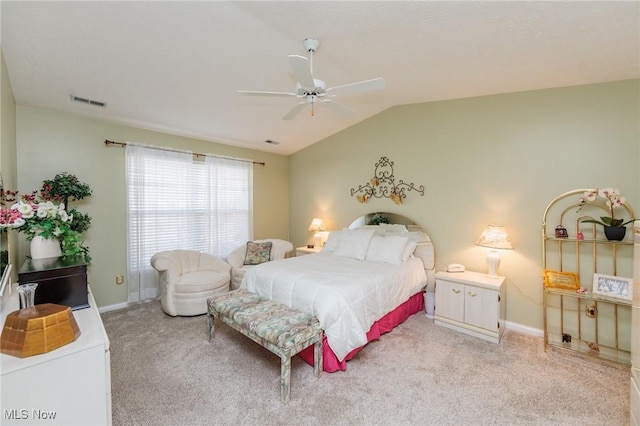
[577,188,638,227]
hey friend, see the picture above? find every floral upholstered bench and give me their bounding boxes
[207,289,322,403]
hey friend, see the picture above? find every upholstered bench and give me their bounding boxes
[207,289,322,403]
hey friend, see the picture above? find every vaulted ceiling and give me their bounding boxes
[2,1,638,155]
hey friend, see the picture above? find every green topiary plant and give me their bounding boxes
[42,172,92,231]
[42,172,91,202]
[369,213,390,225]
[40,172,93,263]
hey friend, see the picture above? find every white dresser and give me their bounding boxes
[1,284,112,425]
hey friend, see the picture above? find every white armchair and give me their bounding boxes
[226,239,293,289]
[151,250,231,316]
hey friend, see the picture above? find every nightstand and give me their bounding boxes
[434,270,505,343]
[296,246,322,256]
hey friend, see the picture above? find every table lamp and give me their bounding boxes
[475,224,513,278]
[308,218,326,248]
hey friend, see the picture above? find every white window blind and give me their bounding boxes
[125,144,253,303]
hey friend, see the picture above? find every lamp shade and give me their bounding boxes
[476,224,512,278]
[308,218,326,232]
[475,224,513,250]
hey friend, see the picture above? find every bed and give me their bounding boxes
[240,214,435,372]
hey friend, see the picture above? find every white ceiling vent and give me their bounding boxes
[70,95,107,108]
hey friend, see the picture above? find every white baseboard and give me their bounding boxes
[98,301,130,314]
[96,303,544,339]
[505,320,543,337]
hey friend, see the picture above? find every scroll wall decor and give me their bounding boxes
[350,156,424,205]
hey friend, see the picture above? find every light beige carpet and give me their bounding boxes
[102,301,630,425]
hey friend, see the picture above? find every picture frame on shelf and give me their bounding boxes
[592,273,633,301]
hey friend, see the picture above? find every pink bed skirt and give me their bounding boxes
[298,291,425,372]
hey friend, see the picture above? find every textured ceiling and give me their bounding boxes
[2,1,639,155]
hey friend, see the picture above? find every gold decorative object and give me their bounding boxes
[1,303,80,358]
[586,341,600,352]
[543,269,580,290]
[350,157,424,205]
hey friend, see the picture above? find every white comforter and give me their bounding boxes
[240,252,427,361]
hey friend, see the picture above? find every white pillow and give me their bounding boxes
[402,240,418,262]
[406,230,430,243]
[365,235,410,265]
[322,230,345,252]
[353,225,387,236]
[334,228,376,260]
[379,223,408,234]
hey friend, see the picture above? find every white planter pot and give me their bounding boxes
[30,236,62,259]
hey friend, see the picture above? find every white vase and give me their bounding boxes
[30,235,62,259]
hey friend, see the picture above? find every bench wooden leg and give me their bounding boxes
[280,355,291,403]
[313,338,322,378]
[207,313,216,342]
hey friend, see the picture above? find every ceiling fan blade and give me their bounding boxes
[237,90,297,97]
[326,77,386,97]
[320,99,355,117]
[288,55,315,88]
[282,102,308,120]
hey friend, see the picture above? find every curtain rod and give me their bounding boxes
[104,139,265,166]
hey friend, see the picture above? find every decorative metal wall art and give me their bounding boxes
[350,156,424,205]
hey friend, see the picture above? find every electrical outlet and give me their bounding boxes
[115,275,125,285]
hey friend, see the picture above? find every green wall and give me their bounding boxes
[289,79,640,330]
[9,79,640,330]
[1,50,18,283]
[1,51,17,185]
[15,106,290,307]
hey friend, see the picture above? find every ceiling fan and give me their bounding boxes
[238,38,386,120]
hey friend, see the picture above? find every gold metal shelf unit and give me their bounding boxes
[542,189,635,365]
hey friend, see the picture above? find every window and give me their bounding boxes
[125,144,253,302]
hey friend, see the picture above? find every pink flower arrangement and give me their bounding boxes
[0,187,73,240]
[0,189,22,229]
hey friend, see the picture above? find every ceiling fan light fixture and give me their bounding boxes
[303,38,320,53]
[313,79,326,92]
[238,37,384,120]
